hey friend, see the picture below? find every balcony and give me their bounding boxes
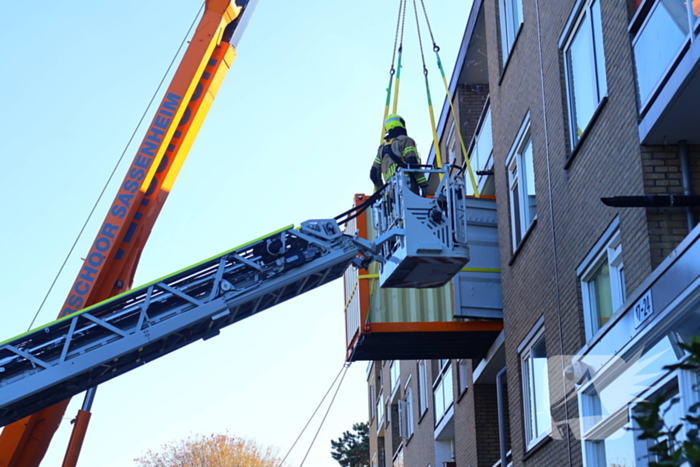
[634,0,700,143]
[343,194,503,362]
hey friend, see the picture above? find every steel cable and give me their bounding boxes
[298,363,351,467]
[277,363,350,467]
[27,4,205,330]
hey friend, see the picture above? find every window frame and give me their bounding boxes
[390,360,401,400]
[458,359,469,396]
[506,114,536,251]
[467,101,494,196]
[520,326,551,449]
[398,387,415,439]
[580,229,625,341]
[561,0,608,149]
[446,121,458,165]
[377,389,385,432]
[499,0,524,64]
[418,360,429,416]
[433,360,454,426]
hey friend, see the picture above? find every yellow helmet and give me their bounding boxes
[384,114,406,131]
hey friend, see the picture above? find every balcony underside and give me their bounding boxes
[348,324,503,361]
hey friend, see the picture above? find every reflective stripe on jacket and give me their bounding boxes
[371,135,428,189]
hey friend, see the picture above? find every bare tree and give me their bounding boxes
[134,432,283,467]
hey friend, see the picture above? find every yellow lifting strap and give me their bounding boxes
[379,0,408,146]
[416,0,480,196]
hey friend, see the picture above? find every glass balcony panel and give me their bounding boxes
[433,365,454,425]
[634,0,689,104]
[474,108,493,173]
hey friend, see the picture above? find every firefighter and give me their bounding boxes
[370,114,429,195]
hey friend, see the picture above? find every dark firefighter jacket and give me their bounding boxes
[370,134,428,194]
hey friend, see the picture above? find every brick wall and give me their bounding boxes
[642,144,700,268]
[483,0,650,465]
[402,360,436,467]
[440,85,489,168]
[474,385,501,466]
[454,361,477,467]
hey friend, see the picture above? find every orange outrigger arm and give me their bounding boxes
[0,1,254,466]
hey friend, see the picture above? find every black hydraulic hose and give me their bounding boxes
[334,184,388,226]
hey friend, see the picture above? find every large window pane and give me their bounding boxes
[500,0,523,59]
[564,0,607,146]
[522,139,536,225]
[634,0,689,103]
[433,365,453,425]
[523,331,550,447]
[474,108,493,173]
[567,15,596,139]
[507,118,535,250]
[529,337,551,440]
[591,260,613,330]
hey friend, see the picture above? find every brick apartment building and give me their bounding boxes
[359,0,700,466]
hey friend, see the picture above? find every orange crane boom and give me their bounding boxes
[0,1,253,465]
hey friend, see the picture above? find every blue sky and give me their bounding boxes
[0,1,471,465]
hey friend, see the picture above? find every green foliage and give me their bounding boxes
[330,422,370,467]
[632,336,700,467]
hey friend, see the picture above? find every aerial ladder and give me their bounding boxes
[0,0,257,465]
[0,164,472,426]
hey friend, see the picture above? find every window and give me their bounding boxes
[563,0,607,147]
[369,383,376,421]
[458,360,469,395]
[418,360,428,415]
[398,387,414,439]
[632,0,698,106]
[472,106,493,174]
[499,0,523,61]
[521,329,551,447]
[446,121,458,165]
[433,360,454,426]
[390,360,400,397]
[467,104,494,196]
[580,229,625,340]
[377,390,385,429]
[506,116,536,249]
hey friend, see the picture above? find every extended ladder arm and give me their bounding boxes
[0,220,369,426]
